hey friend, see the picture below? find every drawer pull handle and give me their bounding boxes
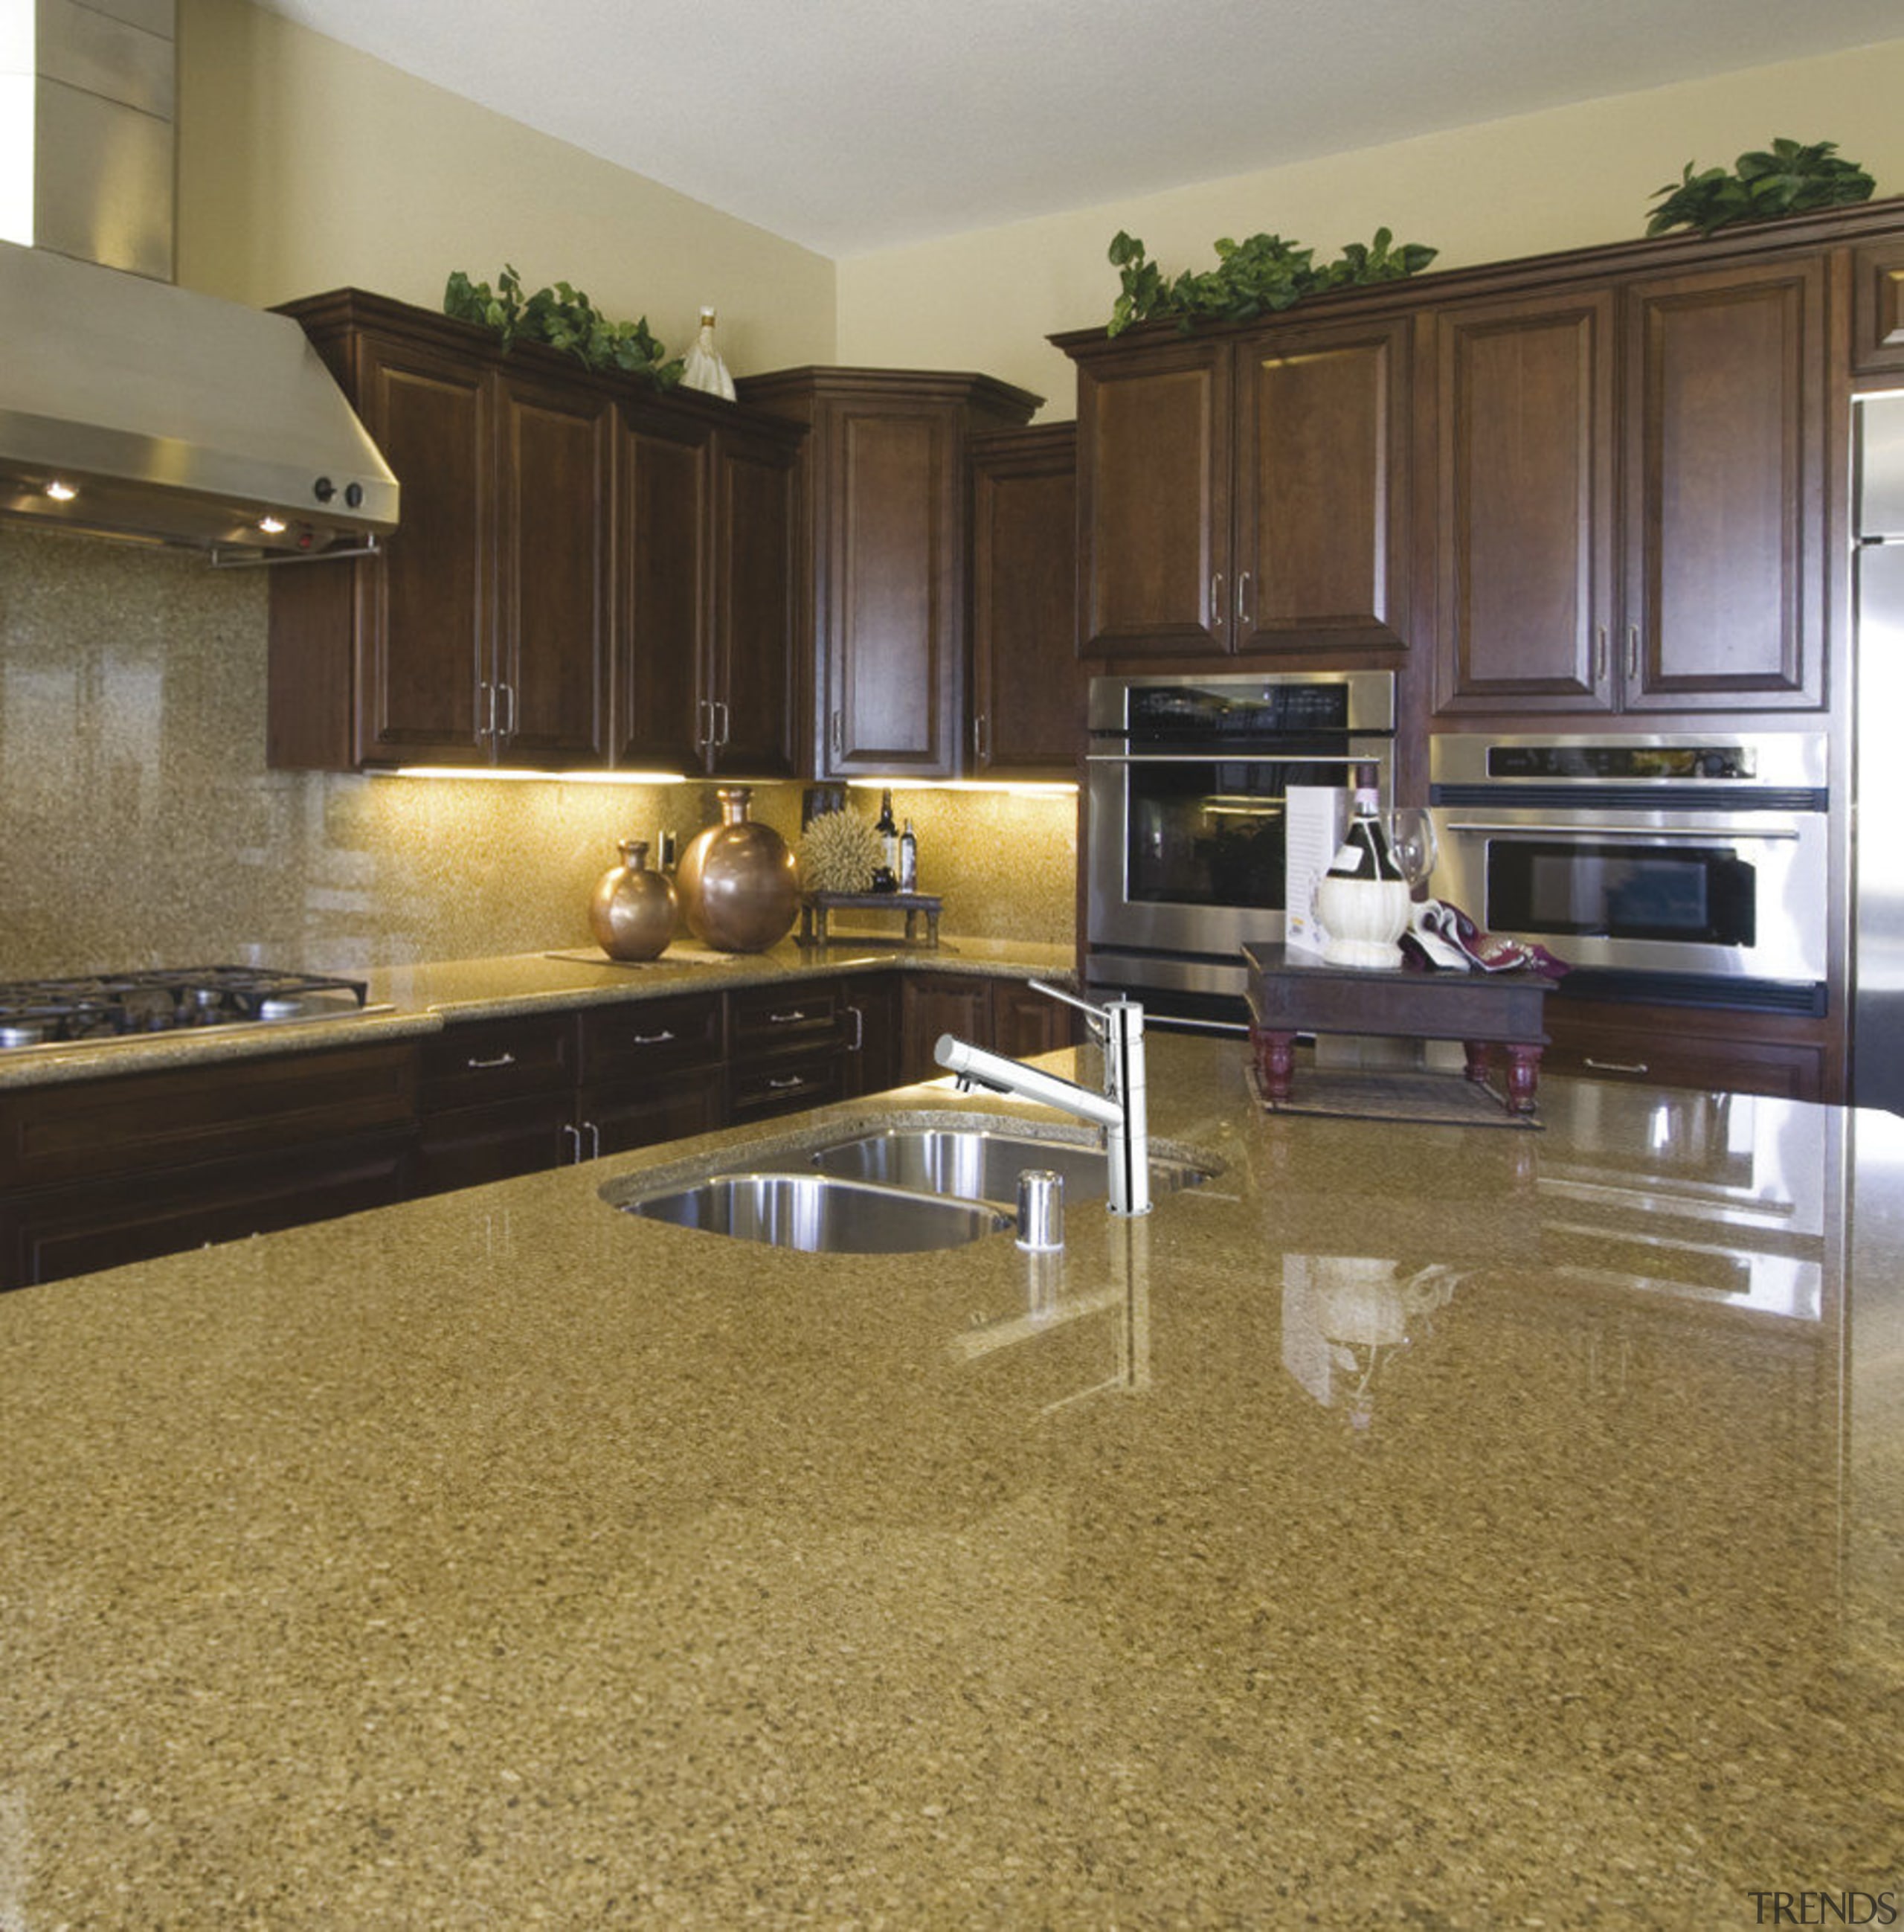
[768,1010,808,1024]
[466,1052,518,1071]
[766,1074,806,1091]
[628,1030,677,1046]
[560,1122,582,1162]
[1583,1056,1649,1076]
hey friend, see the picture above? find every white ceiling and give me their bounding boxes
[251,0,1902,257]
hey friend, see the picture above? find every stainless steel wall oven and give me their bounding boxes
[1084,671,1397,1030]
[1427,733,1830,1013]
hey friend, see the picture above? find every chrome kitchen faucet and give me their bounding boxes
[934,982,1151,1217]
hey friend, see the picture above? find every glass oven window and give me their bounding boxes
[1126,759,1358,908]
[1487,839,1757,946]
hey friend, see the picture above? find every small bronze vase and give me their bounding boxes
[675,787,800,952]
[589,838,678,961]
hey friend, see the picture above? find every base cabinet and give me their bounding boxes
[900,975,1076,1085]
[0,1043,419,1292]
[1542,996,1829,1102]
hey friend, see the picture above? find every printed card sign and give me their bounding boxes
[1284,785,1349,957]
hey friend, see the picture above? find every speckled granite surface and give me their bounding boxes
[0,937,1077,1090]
[2,1039,1900,1925]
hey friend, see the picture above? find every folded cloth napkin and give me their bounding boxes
[1403,900,1571,978]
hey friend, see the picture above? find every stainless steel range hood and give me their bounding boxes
[0,0,397,557]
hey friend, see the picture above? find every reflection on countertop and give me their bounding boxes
[2,1039,1900,1924]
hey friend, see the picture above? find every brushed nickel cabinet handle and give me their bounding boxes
[1583,1056,1649,1076]
[766,1073,805,1091]
[768,1009,809,1024]
[973,713,990,763]
[1593,624,1607,682]
[628,1029,677,1046]
[585,1120,602,1160]
[480,679,496,740]
[1235,570,1252,629]
[846,1004,865,1052]
[500,681,516,737]
[1626,625,1639,681]
[560,1121,582,1162]
[1211,572,1225,631]
[716,699,731,746]
[829,708,843,760]
[465,1051,517,1071]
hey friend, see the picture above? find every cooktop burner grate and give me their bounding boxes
[0,966,372,1048]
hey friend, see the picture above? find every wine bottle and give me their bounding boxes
[1325,763,1403,884]
[875,789,900,891]
[898,818,918,892]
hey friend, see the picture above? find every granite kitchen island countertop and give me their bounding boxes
[2,1037,1900,1925]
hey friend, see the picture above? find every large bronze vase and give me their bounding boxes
[675,788,800,952]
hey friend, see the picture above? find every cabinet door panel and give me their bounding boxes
[1624,259,1825,708]
[356,338,491,763]
[827,408,958,773]
[1853,239,1904,376]
[495,373,611,764]
[1432,292,1615,712]
[617,415,710,771]
[1078,342,1229,656]
[414,1094,573,1197]
[1233,318,1411,652]
[901,975,993,1085]
[970,426,1084,775]
[713,427,800,777]
[582,1077,723,1157]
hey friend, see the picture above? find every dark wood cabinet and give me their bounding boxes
[1853,237,1904,375]
[614,408,803,777]
[738,367,1041,779]
[415,995,727,1196]
[838,974,902,1098]
[1623,256,1826,710]
[1432,256,1827,717]
[899,974,1075,1085]
[0,1043,419,1291]
[1430,288,1618,713]
[968,424,1086,777]
[268,289,802,777]
[493,366,614,763]
[1542,996,1828,1102]
[1070,315,1412,660]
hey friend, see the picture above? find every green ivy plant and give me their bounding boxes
[443,266,685,387]
[1645,138,1874,237]
[1107,226,1437,336]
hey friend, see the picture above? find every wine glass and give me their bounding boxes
[1385,809,1438,896]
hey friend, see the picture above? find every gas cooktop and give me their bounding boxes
[0,966,377,1051]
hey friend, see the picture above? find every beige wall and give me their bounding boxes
[176,0,837,379]
[837,36,1904,413]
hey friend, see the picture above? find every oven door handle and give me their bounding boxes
[1438,820,1802,842]
[1087,751,1383,766]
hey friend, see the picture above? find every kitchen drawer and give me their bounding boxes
[0,1042,419,1190]
[725,1047,843,1126]
[419,1013,577,1110]
[1542,1003,1825,1102]
[578,992,724,1082]
[581,1076,724,1158]
[727,981,842,1055]
[1,1129,414,1291]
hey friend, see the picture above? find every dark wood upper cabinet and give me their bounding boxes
[1231,315,1412,654]
[1853,237,1904,376]
[494,367,613,765]
[348,330,492,765]
[738,367,1040,780]
[268,289,803,775]
[1068,315,1410,660]
[1623,256,1825,710]
[968,423,1085,777]
[614,406,802,777]
[1075,336,1229,656]
[1431,287,1618,713]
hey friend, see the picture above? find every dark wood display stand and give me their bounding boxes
[799,891,942,949]
[1241,943,1552,1115]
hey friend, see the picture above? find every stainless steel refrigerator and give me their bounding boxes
[1855,391,1904,1112]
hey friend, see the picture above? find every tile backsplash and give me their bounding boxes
[0,527,1075,976]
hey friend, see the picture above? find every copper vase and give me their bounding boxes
[589,838,678,961]
[675,788,800,953]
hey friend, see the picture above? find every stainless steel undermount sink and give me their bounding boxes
[612,1172,1012,1254]
[808,1126,1211,1206]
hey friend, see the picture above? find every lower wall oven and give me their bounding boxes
[1084,670,1397,1032]
[1427,732,1830,1015]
